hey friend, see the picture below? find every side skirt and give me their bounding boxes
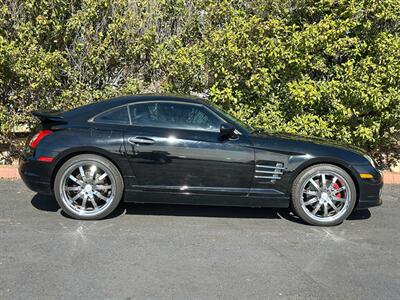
[123,188,290,208]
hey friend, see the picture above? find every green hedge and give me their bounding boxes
[0,0,399,165]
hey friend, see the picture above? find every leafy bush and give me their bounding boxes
[0,0,399,165]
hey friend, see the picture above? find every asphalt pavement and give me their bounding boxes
[0,181,399,299]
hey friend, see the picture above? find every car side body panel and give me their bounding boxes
[123,126,254,190]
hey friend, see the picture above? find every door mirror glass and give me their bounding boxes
[220,123,236,138]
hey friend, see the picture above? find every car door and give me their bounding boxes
[123,101,254,195]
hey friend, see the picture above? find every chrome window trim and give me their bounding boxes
[88,100,242,135]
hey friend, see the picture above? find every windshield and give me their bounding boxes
[208,102,254,132]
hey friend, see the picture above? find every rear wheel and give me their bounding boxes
[291,164,356,226]
[54,154,123,220]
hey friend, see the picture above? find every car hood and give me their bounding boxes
[251,129,368,157]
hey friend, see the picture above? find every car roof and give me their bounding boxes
[62,94,207,121]
[106,94,205,105]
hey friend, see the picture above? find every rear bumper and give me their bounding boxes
[19,157,53,195]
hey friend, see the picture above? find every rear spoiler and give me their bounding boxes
[32,111,66,124]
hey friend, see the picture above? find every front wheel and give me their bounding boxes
[54,154,124,220]
[291,164,357,226]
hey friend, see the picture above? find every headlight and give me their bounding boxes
[363,154,377,168]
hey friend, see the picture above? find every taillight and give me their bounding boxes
[29,130,53,148]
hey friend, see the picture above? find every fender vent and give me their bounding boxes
[254,162,284,183]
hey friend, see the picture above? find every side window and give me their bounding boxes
[94,106,130,125]
[129,102,221,131]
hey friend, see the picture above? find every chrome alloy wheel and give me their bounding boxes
[59,163,116,217]
[300,171,351,222]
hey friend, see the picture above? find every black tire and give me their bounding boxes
[54,154,124,220]
[291,164,357,226]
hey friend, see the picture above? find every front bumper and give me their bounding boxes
[19,157,54,195]
[353,165,383,209]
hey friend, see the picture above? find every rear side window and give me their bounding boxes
[129,102,221,131]
[93,106,130,125]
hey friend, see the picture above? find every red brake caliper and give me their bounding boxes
[332,181,341,199]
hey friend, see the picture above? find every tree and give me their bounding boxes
[0,0,399,165]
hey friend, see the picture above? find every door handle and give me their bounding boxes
[128,137,155,145]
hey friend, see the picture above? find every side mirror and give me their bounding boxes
[220,123,236,138]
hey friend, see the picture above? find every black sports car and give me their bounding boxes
[19,95,383,225]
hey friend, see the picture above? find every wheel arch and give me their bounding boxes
[289,158,360,205]
[50,147,127,192]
